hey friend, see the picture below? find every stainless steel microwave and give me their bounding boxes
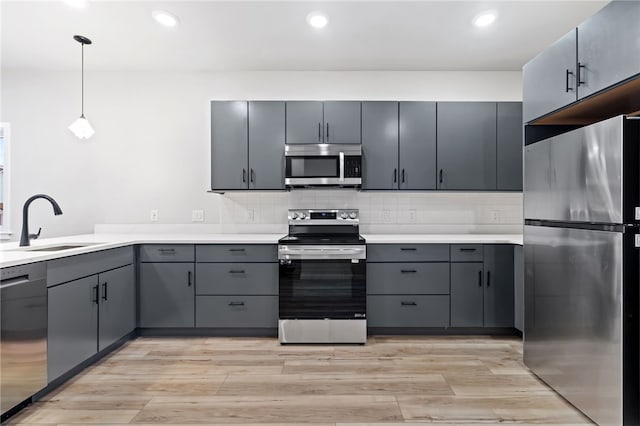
[284,144,362,188]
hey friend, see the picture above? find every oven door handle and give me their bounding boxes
[278,245,366,260]
[339,152,345,182]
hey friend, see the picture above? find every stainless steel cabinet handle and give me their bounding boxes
[401,301,417,306]
[188,271,192,287]
[102,282,108,301]
[478,271,482,287]
[565,69,574,92]
[487,271,491,287]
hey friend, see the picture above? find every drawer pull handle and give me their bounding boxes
[101,282,108,301]
[459,248,477,252]
[93,285,99,304]
[400,248,416,251]
[229,301,245,307]
[188,271,192,287]
[158,248,175,253]
[401,301,417,306]
[229,248,246,252]
[401,270,417,274]
[478,271,482,287]
[229,270,246,274]
[487,271,491,287]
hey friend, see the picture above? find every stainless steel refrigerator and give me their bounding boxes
[524,115,639,426]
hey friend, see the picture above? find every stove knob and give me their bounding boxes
[291,212,299,219]
[349,211,358,219]
[340,212,348,219]
[299,212,307,219]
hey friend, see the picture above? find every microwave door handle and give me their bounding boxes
[339,152,345,182]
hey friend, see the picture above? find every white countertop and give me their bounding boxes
[1,232,522,268]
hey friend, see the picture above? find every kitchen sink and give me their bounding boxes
[10,243,103,252]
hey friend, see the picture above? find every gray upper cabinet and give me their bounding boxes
[450,262,484,327]
[48,275,98,382]
[286,101,324,144]
[497,102,523,191]
[523,29,577,123]
[362,101,399,190]
[248,101,285,189]
[139,263,195,328]
[211,101,249,190]
[286,101,360,144]
[437,102,497,190]
[323,101,361,144]
[577,1,640,100]
[483,245,515,328]
[399,102,437,190]
[98,265,135,351]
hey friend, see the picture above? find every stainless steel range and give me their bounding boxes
[278,209,366,344]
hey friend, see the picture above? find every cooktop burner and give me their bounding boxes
[280,209,364,246]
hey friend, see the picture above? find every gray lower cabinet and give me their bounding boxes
[196,296,278,328]
[248,101,285,189]
[450,262,484,327]
[139,263,195,328]
[98,265,135,351]
[211,101,249,190]
[362,101,399,190]
[484,245,515,328]
[399,102,437,190]
[522,29,577,123]
[437,102,497,190]
[367,295,450,328]
[48,275,99,382]
[577,1,640,100]
[497,102,523,191]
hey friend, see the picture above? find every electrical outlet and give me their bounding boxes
[490,210,500,223]
[247,208,255,223]
[192,209,204,222]
[382,209,392,223]
[150,210,159,222]
[408,209,417,223]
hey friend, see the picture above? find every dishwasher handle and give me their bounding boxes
[0,275,30,289]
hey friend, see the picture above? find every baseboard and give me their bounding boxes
[137,327,278,337]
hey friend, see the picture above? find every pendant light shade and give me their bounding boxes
[69,35,94,140]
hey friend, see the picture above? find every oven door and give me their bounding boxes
[278,246,366,319]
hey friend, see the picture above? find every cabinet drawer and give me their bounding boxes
[196,295,278,328]
[450,244,484,262]
[196,244,277,263]
[139,245,194,262]
[48,246,134,287]
[367,263,449,295]
[196,263,278,295]
[367,244,449,262]
[367,295,449,328]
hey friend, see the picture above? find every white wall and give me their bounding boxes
[1,70,522,239]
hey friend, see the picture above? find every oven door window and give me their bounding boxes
[279,259,366,319]
[285,157,339,178]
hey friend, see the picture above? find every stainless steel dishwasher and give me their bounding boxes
[1,262,47,417]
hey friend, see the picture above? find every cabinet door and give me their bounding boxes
[211,101,248,190]
[323,101,361,144]
[497,102,523,191]
[523,29,577,123]
[483,245,515,328]
[437,102,496,190]
[248,101,285,189]
[577,1,640,100]
[48,275,98,382]
[286,101,323,144]
[450,263,484,327]
[98,265,135,351]
[362,101,399,190]
[139,263,194,328]
[399,102,436,190]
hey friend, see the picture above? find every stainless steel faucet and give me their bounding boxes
[19,194,63,247]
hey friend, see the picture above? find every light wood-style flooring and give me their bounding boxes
[7,336,593,425]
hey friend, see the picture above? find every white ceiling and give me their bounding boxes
[1,0,607,71]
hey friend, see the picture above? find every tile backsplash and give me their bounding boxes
[219,191,523,234]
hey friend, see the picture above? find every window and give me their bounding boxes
[0,123,10,239]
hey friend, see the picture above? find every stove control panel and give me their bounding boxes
[288,209,358,224]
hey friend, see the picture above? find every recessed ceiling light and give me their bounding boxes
[152,10,180,28]
[306,12,329,29]
[63,0,88,8]
[473,11,497,28]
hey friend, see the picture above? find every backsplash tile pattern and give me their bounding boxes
[218,191,523,234]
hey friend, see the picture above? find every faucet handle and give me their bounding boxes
[29,227,42,240]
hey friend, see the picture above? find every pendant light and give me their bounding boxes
[68,35,94,139]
